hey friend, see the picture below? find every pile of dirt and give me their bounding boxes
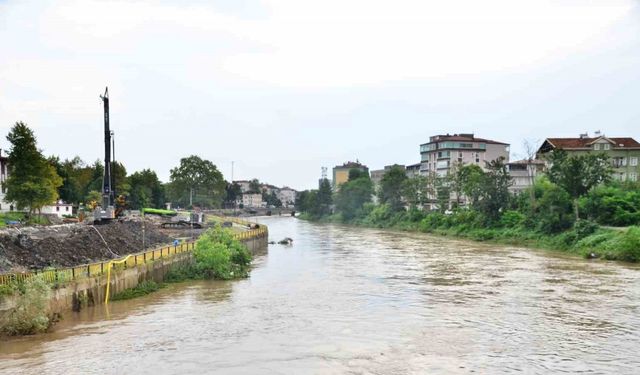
[0,218,172,273]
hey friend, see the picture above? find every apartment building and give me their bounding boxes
[419,133,510,176]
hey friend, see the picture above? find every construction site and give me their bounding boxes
[0,88,214,275]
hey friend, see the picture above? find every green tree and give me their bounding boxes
[378,165,407,212]
[547,149,612,220]
[224,182,242,207]
[458,164,485,207]
[168,155,226,208]
[248,179,261,194]
[402,175,435,209]
[128,169,165,209]
[263,191,283,208]
[534,179,575,233]
[4,122,63,215]
[474,157,512,223]
[335,171,373,221]
[316,178,333,216]
[49,156,85,204]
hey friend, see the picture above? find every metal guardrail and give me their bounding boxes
[0,218,268,286]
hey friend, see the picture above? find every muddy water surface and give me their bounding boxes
[1,217,639,374]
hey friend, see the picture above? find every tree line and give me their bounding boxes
[297,151,640,261]
[3,122,239,214]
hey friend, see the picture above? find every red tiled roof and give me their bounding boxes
[508,159,546,165]
[546,137,640,149]
[422,134,509,146]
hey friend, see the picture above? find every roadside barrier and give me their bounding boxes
[0,217,268,286]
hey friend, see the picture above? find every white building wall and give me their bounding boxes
[41,203,73,218]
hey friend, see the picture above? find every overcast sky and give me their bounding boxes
[1,0,639,190]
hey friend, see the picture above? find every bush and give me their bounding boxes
[573,220,599,239]
[601,226,640,262]
[500,210,526,228]
[575,231,616,250]
[362,204,392,227]
[193,227,252,280]
[468,229,497,241]
[1,276,51,336]
[419,213,447,231]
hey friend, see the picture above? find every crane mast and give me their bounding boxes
[96,87,116,221]
[101,87,114,207]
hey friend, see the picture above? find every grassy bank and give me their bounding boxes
[299,210,640,262]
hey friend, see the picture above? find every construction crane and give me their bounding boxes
[94,87,116,222]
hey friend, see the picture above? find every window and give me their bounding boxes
[66,206,70,212]
[603,144,610,150]
[631,157,638,166]
[594,144,600,150]
[630,173,638,182]
[622,158,627,166]
[56,206,60,212]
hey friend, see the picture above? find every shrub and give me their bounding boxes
[575,231,616,250]
[1,276,51,336]
[193,227,252,280]
[419,213,447,231]
[500,210,526,228]
[469,229,497,241]
[601,226,640,262]
[573,220,599,239]
[362,204,392,227]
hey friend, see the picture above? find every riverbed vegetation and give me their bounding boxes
[166,227,252,282]
[0,276,51,336]
[111,280,165,301]
[297,152,640,262]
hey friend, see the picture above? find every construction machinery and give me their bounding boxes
[94,87,116,222]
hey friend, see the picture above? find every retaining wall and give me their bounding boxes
[0,232,268,320]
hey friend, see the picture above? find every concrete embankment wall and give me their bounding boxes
[0,234,268,318]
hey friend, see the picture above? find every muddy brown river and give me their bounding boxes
[1,217,640,374]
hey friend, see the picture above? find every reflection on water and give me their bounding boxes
[1,217,640,374]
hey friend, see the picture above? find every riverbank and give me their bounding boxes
[298,212,640,263]
[0,222,268,337]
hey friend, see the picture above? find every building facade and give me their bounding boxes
[420,133,510,176]
[41,201,74,218]
[0,152,9,212]
[277,187,297,208]
[537,134,640,182]
[332,161,369,189]
[241,193,264,208]
[506,159,546,194]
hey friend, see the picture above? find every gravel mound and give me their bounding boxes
[0,218,171,273]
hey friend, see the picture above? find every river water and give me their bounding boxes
[1,217,639,374]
